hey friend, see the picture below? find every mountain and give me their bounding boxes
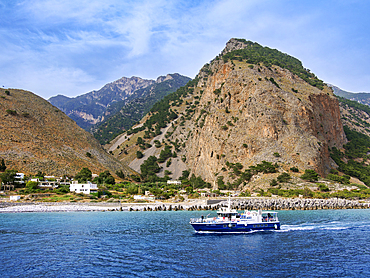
[0,88,132,176]
[112,38,347,185]
[92,73,191,145]
[330,85,370,106]
[337,96,370,137]
[49,76,156,130]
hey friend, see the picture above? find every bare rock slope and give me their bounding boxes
[0,88,132,176]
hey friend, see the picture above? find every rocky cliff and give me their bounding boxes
[183,61,345,183]
[127,39,346,183]
[0,88,132,176]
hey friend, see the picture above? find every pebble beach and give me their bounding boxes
[1,197,369,213]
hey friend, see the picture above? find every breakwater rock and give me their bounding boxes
[223,198,370,211]
[128,198,369,212]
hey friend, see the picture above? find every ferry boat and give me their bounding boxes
[190,198,280,233]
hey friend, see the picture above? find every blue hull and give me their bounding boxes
[191,222,280,233]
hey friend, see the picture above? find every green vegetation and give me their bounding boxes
[140,156,161,181]
[136,150,144,159]
[158,145,173,163]
[0,169,17,185]
[93,74,190,144]
[222,39,324,90]
[269,77,280,88]
[300,169,319,182]
[277,172,291,183]
[330,126,370,186]
[116,170,125,179]
[0,158,6,172]
[290,166,299,172]
[93,171,115,185]
[6,109,17,115]
[74,167,92,183]
[268,184,370,200]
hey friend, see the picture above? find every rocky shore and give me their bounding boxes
[0,197,369,213]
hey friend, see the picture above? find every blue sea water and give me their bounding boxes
[0,209,369,277]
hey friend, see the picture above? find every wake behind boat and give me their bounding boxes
[190,198,280,233]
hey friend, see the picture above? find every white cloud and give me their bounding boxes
[0,0,369,98]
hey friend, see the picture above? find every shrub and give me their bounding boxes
[6,109,17,115]
[318,183,330,192]
[273,152,280,157]
[301,169,319,182]
[270,179,278,186]
[277,173,291,183]
[290,166,299,172]
[116,170,125,179]
[136,151,144,159]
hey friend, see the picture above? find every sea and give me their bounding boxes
[0,209,369,277]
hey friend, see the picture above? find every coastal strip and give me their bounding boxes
[0,198,369,213]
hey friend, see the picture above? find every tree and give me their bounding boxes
[0,169,17,185]
[300,169,319,182]
[26,181,39,191]
[180,170,190,180]
[0,158,6,172]
[136,151,144,159]
[104,175,115,185]
[75,167,92,183]
[290,166,299,172]
[140,156,160,180]
[277,173,291,183]
[270,179,278,186]
[116,170,125,179]
[126,184,139,195]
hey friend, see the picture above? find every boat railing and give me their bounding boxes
[261,217,278,222]
[190,218,204,223]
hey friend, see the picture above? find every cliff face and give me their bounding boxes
[0,88,132,176]
[175,41,346,182]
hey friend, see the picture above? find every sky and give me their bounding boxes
[1,0,370,99]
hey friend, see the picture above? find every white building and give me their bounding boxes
[167,180,181,185]
[14,173,25,185]
[134,195,155,201]
[10,196,21,201]
[70,181,98,194]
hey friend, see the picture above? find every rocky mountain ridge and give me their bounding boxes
[330,84,370,106]
[49,76,156,130]
[92,73,191,144]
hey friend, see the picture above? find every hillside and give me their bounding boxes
[92,73,191,144]
[338,96,370,137]
[0,88,132,176]
[331,85,370,106]
[111,38,347,187]
[49,76,156,130]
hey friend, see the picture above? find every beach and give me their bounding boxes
[1,197,369,213]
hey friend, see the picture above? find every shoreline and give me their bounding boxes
[1,197,369,213]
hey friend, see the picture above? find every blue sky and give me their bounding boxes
[1,0,370,99]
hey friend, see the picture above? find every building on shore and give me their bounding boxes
[69,181,98,194]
